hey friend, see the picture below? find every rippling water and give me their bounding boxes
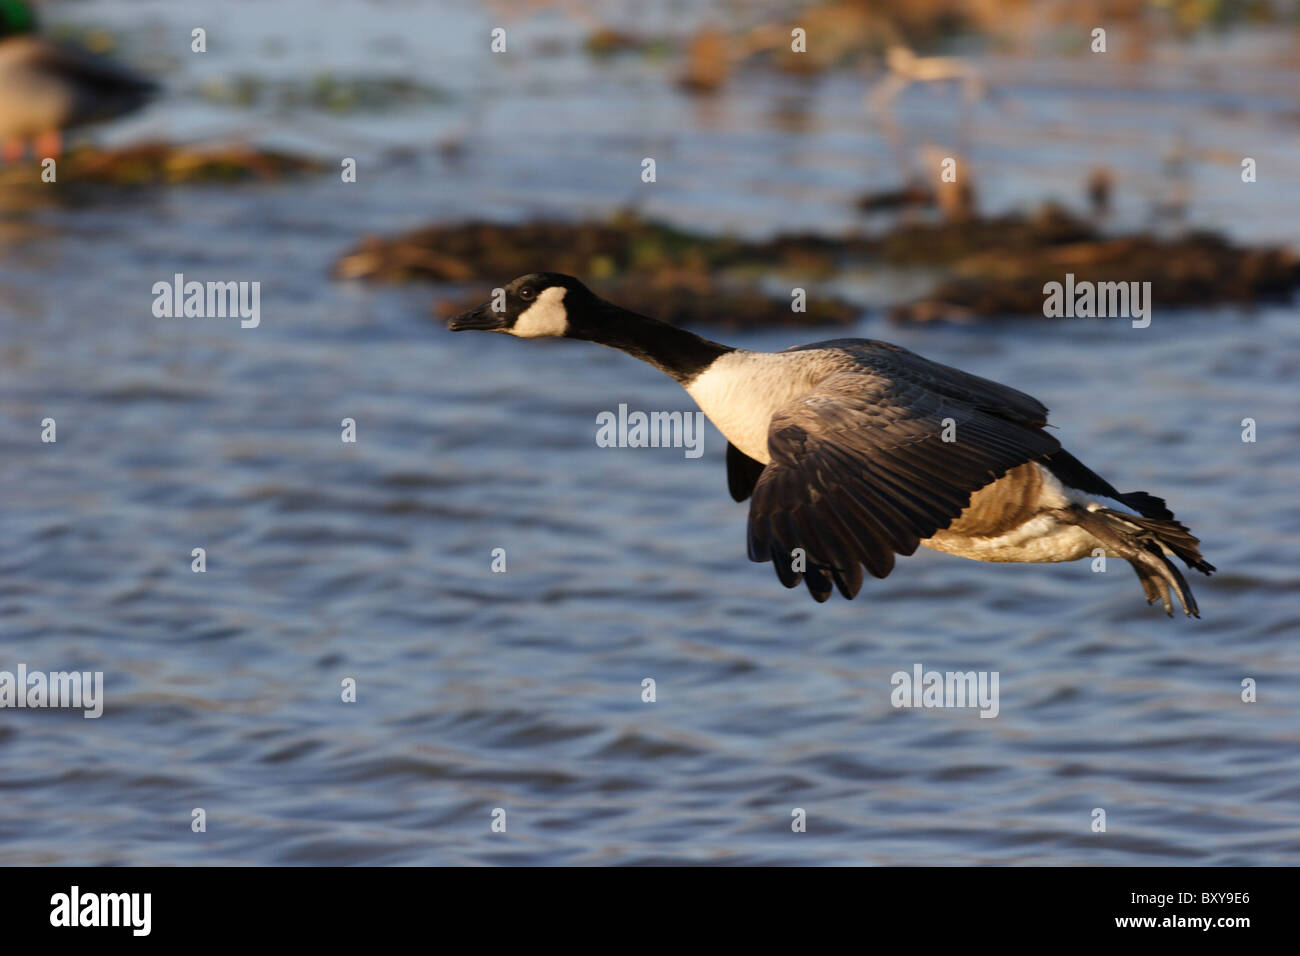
[1,0,1298,865]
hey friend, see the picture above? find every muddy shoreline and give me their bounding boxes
[335,207,1300,327]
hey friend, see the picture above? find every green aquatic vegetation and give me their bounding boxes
[197,73,451,114]
[0,143,325,186]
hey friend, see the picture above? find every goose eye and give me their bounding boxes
[519,287,535,300]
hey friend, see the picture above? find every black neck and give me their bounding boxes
[575,301,734,383]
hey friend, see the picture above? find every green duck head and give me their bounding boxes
[0,0,37,38]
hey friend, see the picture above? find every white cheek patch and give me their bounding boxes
[510,286,568,338]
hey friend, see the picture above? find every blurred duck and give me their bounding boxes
[0,0,157,160]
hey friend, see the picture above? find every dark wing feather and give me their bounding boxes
[748,367,1060,600]
[725,442,765,502]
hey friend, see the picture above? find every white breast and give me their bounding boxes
[684,351,826,463]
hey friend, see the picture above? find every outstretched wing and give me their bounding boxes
[746,364,1060,601]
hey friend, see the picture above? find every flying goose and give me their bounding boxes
[0,0,157,160]
[448,273,1214,616]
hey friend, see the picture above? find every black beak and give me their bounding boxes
[446,302,506,332]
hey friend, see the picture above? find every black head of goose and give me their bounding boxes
[448,273,1215,616]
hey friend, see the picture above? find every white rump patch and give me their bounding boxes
[510,286,568,338]
[1034,462,1139,516]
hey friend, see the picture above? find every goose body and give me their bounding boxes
[448,273,1214,615]
[0,3,156,157]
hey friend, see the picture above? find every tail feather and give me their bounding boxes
[1118,513,1216,576]
[1116,490,1174,521]
[1044,450,1176,521]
